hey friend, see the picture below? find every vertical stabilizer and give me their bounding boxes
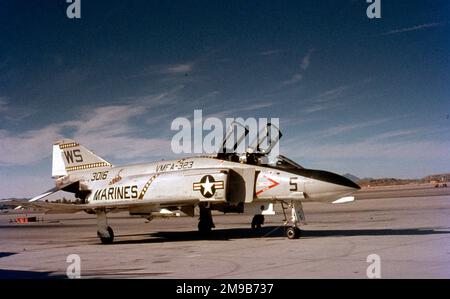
[52,139,112,178]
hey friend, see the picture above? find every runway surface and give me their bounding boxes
[1,185,449,278]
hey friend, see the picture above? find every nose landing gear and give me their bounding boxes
[286,226,301,239]
[280,200,306,239]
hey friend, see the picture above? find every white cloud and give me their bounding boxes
[368,128,427,141]
[127,63,195,78]
[303,101,342,114]
[301,48,314,70]
[0,96,9,113]
[314,119,391,137]
[0,112,172,167]
[70,105,171,161]
[282,73,303,86]
[280,116,323,127]
[299,85,350,114]
[0,89,184,166]
[162,63,194,74]
[0,96,35,121]
[284,128,450,161]
[382,22,445,35]
[280,48,314,86]
[240,102,274,111]
[205,102,275,119]
[0,172,55,199]
[0,126,61,165]
[258,49,282,56]
[313,86,349,102]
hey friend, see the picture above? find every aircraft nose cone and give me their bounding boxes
[302,169,361,190]
[322,171,361,190]
[287,167,360,203]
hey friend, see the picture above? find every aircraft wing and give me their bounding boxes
[1,198,198,214]
[1,199,86,214]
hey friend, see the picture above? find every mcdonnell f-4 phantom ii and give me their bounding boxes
[6,122,360,244]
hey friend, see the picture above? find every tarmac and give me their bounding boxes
[0,184,449,278]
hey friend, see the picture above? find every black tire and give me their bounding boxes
[99,226,114,244]
[251,215,264,229]
[286,227,301,239]
[198,220,212,233]
[251,216,257,229]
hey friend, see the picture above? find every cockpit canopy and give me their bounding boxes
[216,121,303,169]
[273,155,304,170]
[217,121,282,164]
[217,121,282,156]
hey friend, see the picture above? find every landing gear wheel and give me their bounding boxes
[98,226,114,244]
[198,220,212,234]
[251,215,265,229]
[286,226,301,239]
[198,204,215,235]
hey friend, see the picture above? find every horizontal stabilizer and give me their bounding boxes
[29,187,59,202]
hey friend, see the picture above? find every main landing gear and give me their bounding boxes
[251,205,266,229]
[198,203,215,234]
[96,209,114,244]
[251,214,265,229]
[280,200,306,239]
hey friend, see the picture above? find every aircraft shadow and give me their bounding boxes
[300,227,450,238]
[111,226,450,244]
[0,252,16,259]
[0,269,66,279]
[112,226,286,244]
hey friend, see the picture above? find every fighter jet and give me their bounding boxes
[5,122,360,243]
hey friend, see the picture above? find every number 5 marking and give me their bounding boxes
[289,177,299,191]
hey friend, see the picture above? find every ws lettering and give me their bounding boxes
[64,150,83,164]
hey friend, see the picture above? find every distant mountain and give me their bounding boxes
[0,197,28,202]
[0,197,81,206]
[342,173,360,183]
[0,198,28,209]
[357,172,450,187]
[359,177,374,181]
[358,177,418,186]
[422,173,450,182]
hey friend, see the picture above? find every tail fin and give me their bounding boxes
[52,139,112,178]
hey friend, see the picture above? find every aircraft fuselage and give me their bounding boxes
[60,156,359,210]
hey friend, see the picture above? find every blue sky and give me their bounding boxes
[0,0,449,197]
